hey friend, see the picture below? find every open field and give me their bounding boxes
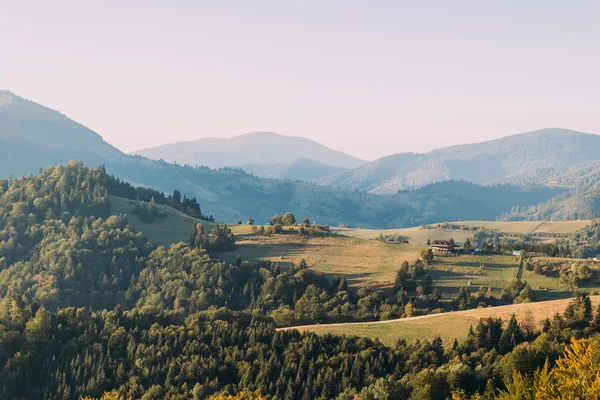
[426,254,520,298]
[221,228,599,298]
[109,195,214,246]
[282,296,600,346]
[332,226,474,245]
[426,253,600,300]
[219,233,423,288]
[332,220,593,244]
[531,220,594,234]
[109,202,597,298]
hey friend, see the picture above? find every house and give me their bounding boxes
[431,239,454,255]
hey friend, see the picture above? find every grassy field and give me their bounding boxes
[109,196,214,246]
[332,226,474,244]
[532,220,593,234]
[426,253,600,301]
[219,232,423,288]
[332,220,592,245]
[283,296,600,346]
[426,254,520,298]
[220,227,598,298]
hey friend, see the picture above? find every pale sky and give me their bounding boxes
[1,1,599,160]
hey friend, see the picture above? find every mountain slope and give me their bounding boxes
[133,131,365,169]
[0,90,121,158]
[240,158,346,181]
[317,128,600,193]
[0,91,572,227]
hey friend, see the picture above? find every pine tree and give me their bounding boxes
[499,314,523,354]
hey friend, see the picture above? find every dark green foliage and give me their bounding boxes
[191,223,236,252]
[282,212,296,226]
[107,176,212,221]
[1,295,597,399]
[501,279,534,304]
[472,228,572,257]
[421,247,434,264]
[499,314,524,354]
[570,219,600,258]
[2,163,600,399]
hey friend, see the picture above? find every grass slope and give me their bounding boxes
[283,296,600,346]
[219,232,422,289]
[109,195,213,246]
[220,228,599,300]
[426,254,520,299]
[333,220,593,244]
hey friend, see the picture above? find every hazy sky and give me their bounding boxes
[2,1,599,160]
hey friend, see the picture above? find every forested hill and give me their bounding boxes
[0,162,600,399]
[316,128,600,193]
[0,91,589,226]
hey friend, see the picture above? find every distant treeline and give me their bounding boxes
[106,174,214,221]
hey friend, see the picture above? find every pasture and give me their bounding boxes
[426,254,520,298]
[283,296,600,346]
[332,220,592,245]
[219,233,423,288]
[109,195,213,246]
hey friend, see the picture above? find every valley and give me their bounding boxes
[0,154,598,400]
[5,3,600,397]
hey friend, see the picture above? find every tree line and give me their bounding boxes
[0,162,598,399]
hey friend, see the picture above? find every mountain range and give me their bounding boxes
[0,89,598,226]
[315,128,600,193]
[134,125,600,194]
[133,131,365,171]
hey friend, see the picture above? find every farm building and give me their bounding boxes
[431,239,455,255]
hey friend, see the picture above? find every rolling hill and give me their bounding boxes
[316,128,600,193]
[133,131,366,170]
[281,296,600,346]
[239,158,346,181]
[0,90,579,227]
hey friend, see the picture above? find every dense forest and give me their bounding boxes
[0,162,599,399]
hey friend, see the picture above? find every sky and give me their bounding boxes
[1,1,599,161]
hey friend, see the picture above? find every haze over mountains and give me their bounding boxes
[316,128,600,193]
[134,131,365,172]
[133,125,600,192]
[0,89,598,225]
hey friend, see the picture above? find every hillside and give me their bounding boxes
[1,160,599,400]
[133,131,366,169]
[0,90,125,178]
[108,195,212,246]
[239,158,346,181]
[0,91,568,227]
[282,296,600,346]
[218,232,423,289]
[317,128,600,194]
[333,219,593,244]
[1,91,589,228]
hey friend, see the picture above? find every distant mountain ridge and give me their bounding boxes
[0,90,120,158]
[0,89,597,225]
[133,131,366,171]
[316,128,600,193]
[240,158,346,181]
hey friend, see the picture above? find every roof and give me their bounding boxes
[431,240,453,245]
